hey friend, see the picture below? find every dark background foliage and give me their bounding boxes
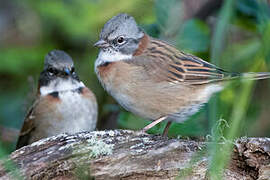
[0,0,270,157]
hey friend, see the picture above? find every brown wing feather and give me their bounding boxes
[16,101,37,149]
[132,37,239,85]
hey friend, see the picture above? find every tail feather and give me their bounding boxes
[241,72,270,80]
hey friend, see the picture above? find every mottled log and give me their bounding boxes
[0,130,269,180]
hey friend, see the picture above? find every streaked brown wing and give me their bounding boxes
[132,38,239,85]
[16,102,37,149]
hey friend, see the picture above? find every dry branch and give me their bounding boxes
[0,130,269,180]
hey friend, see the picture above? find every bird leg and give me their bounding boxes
[162,121,172,137]
[142,116,167,132]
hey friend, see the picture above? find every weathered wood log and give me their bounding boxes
[0,130,269,179]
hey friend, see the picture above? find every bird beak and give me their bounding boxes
[94,39,109,48]
[64,68,71,76]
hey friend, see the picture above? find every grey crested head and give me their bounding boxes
[100,13,143,41]
[94,13,144,62]
[44,50,74,70]
[39,50,81,90]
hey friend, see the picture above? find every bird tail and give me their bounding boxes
[240,72,270,80]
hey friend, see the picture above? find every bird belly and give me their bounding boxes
[55,91,97,133]
[31,90,97,143]
[96,61,221,123]
[98,71,203,122]
[109,83,206,122]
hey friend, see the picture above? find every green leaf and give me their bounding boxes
[155,0,182,32]
[0,47,48,75]
[236,0,259,17]
[176,19,210,52]
[220,38,261,71]
[141,24,160,38]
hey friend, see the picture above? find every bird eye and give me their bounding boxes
[48,68,57,76]
[48,68,54,76]
[117,36,125,44]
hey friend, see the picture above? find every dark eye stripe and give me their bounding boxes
[48,68,58,74]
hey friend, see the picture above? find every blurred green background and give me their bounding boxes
[0,0,270,155]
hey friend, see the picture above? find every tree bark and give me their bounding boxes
[0,130,269,180]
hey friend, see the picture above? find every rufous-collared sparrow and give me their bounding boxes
[94,13,270,136]
[16,50,97,149]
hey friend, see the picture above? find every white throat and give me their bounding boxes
[40,78,85,96]
[95,49,132,68]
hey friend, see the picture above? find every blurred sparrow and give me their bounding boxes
[94,13,270,136]
[16,50,97,149]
